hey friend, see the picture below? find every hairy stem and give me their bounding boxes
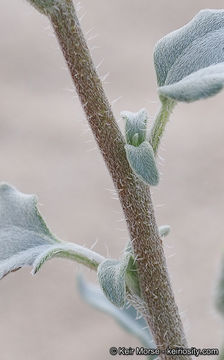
[37,1,190,358]
[150,98,176,154]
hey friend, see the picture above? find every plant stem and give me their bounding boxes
[42,1,190,358]
[150,98,176,154]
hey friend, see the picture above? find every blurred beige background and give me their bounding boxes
[0,0,224,359]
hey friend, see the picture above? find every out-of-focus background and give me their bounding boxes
[0,0,224,358]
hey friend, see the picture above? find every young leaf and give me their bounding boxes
[125,141,159,186]
[0,183,104,279]
[125,255,141,298]
[97,253,131,308]
[122,241,141,298]
[97,242,141,309]
[121,109,148,146]
[159,225,170,237]
[154,9,224,102]
[77,275,156,352]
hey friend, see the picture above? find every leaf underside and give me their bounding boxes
[154,9,224,102]
[0,183,104,279]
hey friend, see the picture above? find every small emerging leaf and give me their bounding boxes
[132,133,140,147]
[97,253,131,308]
[125,141,159,186]
[97,242,141,308]
[122,241,141,298]
[154,9,224,102]
[125,255,141,298]
[77,275,156,351]
[159,225,170,237]
[121,109,148,146]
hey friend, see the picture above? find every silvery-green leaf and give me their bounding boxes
[125,141,159,186]
[131,133,140,147]
[125,241,133,254]
[125,255,141,298]
[0,183,104,278]
[159,64,224,102]
[159,225,170,237]
[0,245,51,279]
[0,183,58,278]
[121,109,148,146]
[154,9,224,102]
[122,242,141,298]
[97,252,131,308]
[154,9,224,86]
[77,275,156,352]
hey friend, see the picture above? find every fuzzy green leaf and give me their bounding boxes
[97,244,141,308]
[159,225,170,237]
[125,255,141,298]
[125,141,159,186]
[154,9,224,102]
[97,253,131,308]
[0,184,104,278]
[121,109,148,146]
